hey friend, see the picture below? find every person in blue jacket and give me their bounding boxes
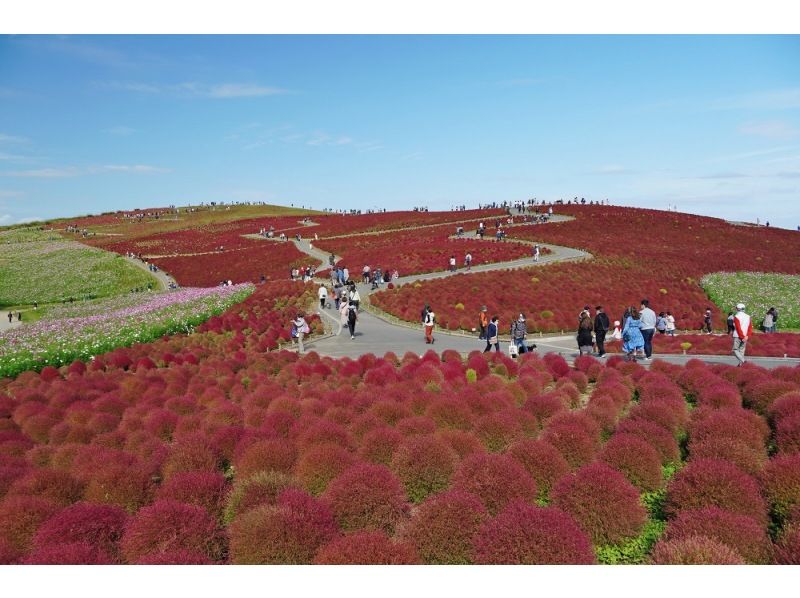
[622,306,645,361]
[483,316,501,352]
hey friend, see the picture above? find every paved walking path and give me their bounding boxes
[123,256,178,291]
[0,312,23,333]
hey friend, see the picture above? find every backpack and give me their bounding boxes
[657,317,667,331]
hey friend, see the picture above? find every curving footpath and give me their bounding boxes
[290,221,799,370]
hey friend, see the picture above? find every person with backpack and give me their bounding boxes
[478,306,489,340]
[511,314,528,354]
[727,311,736,335]
[732,303,753,366]
[424,307,436,344]
[292,313,310,354]
[338,298,350,335]
[577,313,594,355]
[484,316,501,352]
[594,305,610,357]
[347,303,358,339]
[348,285,360,312]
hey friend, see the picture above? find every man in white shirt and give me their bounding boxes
[318,284,328,310]
[639,299,657,361]
[732,303,753,366]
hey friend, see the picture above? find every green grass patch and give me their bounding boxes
[702,271,800,330]
[0,228,158,307]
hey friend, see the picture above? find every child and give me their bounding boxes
[610,320,622,341]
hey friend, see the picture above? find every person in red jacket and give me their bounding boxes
[732,302,753,367]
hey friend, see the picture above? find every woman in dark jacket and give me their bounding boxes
[577,314,594,354]
[484,316,501,352]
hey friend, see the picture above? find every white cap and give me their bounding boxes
[736,303,745,310]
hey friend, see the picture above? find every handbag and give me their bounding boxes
[508,343,518,357]
[488,335,498,345]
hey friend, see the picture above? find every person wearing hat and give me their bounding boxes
[732,303,753,366]
[478,306,489,340]
[511,313,528,354]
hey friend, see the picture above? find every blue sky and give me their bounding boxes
[1,35,799,227]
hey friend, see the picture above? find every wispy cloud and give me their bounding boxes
[693,172,751,180]
[740,120,799,139]
[712,88,800,111]
[1,164,170,178]
[230,124,382,153]
[0,152,29,162]
[101,80,288,99]
[14,37,138,69]
[707,145,799,164]
[775,171,800,179]
[0,133,30,145]
[592,165,635,175]
[102,126,136,136]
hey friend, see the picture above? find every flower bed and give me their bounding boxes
[702,272,800,330]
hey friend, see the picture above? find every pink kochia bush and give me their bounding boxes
[649,536,746,565]
[323,463,408,534]
[450,453,537,516]
[471,502,596,564]
[121,500,226,564]
[399,490,489,564]
[599,433,663,492]
[506,439,570,500]
[228,489,338,564]
[551,462,647,546]
[390,434,458,503]
[313,531,420,564]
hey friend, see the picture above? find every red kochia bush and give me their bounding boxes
[390,435,457,503]
[688,436,767,476]
[774,526,800,564]
[0,496,60,559]
[358,426,403,465]
[542,417,600,470]
[135,549,213,565]
[506,439,570,500]
[228,489,338,564]
[400,490,489,564]
[688,407,769,454]
[475,411,527,452]
[450,453,537,516]
[776,412,800,455]
[599,433,663,492]
[662,506,771,564]
[761,454,800,522]
[156,471,228,521]
[235,438,297,478]
[6,468,85,506]
[665,458,768,524]
[649,535,746,565]
[295,443,356,496]
[472,502,596,565]
[323,463,408,533]
[121,500,226,564]
[615,418,681,465]
[551,462,646,546]
[22,542,114,565]
[313,531,420,564]
[32,502,128,562]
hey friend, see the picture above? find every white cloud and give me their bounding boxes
[0,133,30,144]
[103,126,136,136]
[0,152,28,161]
[593,165,634,175]
[0,213,11,225]
[16,216,43,224]
[102,80,288,99]
[740,121,799,139]
[713,88,800,111]
[0,164,170,177]
[0,167,80,178]
[98,164,171,174]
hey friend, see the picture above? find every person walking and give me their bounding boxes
[577,313,594,355]
[342,267,349,284]
[292,313,310,354]
[7,312,11,324]
[421,304,430,325]
[328,253,336,267]
[622,307,645,361]
[702,308,713,334]
[465,252,472,271]
[656,311,668,334]
[732,303,753,366]
[511,313,528,354]
[727,311,736,335]
[449,255,457,272]
[347,303,358,339]
[639,299,657,361]
[362,265,371,284]
[338,299,349,335]
[478,306,489,340]
[533,244,540,262]
[318,284,328,310]
[424,307,436,344]
[348,285,361,312]
[484,316,501,352]
[594,305,610,357]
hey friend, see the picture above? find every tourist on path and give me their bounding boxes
[533,244,540,262]
[362,265,370,284]
[732,303,753,366]
[763,308,776,333]
[292,313,310,354]
[333,284,343,310]
[727,311,735,335]
[577,313,594,355]
[594,305,610,357]
[7,312,11,324]
[478,306,489,340]
[465,252,472,271]
[318,284,328,310]
[702,308,713,334]
[622,307,645,361]
[421,304,430,325]
[449,255,457,272]
[338,299,349,335]
[666,311,676,336]
[347,303,358,339]
[484,316,501,352]
[639,299,657,361]
[511,313,528,354]
[424,308,436,344]
[656,312,668,334]
[348,285,361,312]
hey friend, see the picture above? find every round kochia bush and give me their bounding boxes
[121,499,226,564]
[599,433,663,492]
[313,531,420,564]
[155,471,228,521]
[472,502,595,565]
[506,439,570,500]
[649,535,745,565]
[22,542,114,565]
[664,458,768,524]
[450,453,537,516]
[390,434,457,503]
[323,463,408,533]
[551,462,646,546]
[774,526,800,564]
[228,489,338,564]
[400,490,489,565]
[662,507,771,564]
[31,502,128,563]
[761,454,800,523]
